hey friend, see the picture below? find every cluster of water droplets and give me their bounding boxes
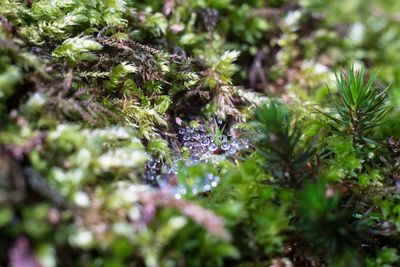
[145,156,222,199]
[145,157,162,187]
[178,123,250,158]
[145,121,250,198]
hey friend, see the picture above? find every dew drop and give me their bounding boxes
[231,140,240,149]
[203,184,211,191]
[221,142,230,150]
[190,156,200,165]
[192,133,200,140]
[192,186,199,194]
[218,135,227,143]
[228,147,236,155]
[201,133,210,139]
[179,187,187,195]
[201,138,210,146]
[199,147,208,154]
[208,143,218,152]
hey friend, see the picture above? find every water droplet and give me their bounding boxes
[208,143,218,152]
[192,133,200,140]
[218,135,227,143]
[201,138,210,146]
[190,156,200,164]
[179,187,187,195]
[192,186,199,194]
[199,147,208,154]
[192,149,202,156]
[201,133,210,139]
[231,140,240,149]
[228,147,236,155]
[203,184,211,191]
[221,142,230,150]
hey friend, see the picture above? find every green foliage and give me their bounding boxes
[52,36,103,64]
[297,180,363,264]
[209,158,291,256]
[2,0,400,266]
[38,125,148,191]
[203,50,240,89]
[106,62,137,92]
[147,138,171,162]
[252,101,315,187]
[0,65,22,101]
[365,247,399,267]
[121,101,168,140]
[324,136,362,180]
[325,66,389,146]
[206,118,226,145]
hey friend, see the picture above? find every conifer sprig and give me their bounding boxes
[326,66,389,145]
[253,101,315,187]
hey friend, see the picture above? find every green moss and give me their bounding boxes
[1,0,400,266]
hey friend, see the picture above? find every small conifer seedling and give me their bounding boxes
[253,101,315,187]
[325,66,389,146]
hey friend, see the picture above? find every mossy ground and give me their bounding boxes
[2,1,400,266]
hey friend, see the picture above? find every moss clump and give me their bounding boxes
[2,1,400,266]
